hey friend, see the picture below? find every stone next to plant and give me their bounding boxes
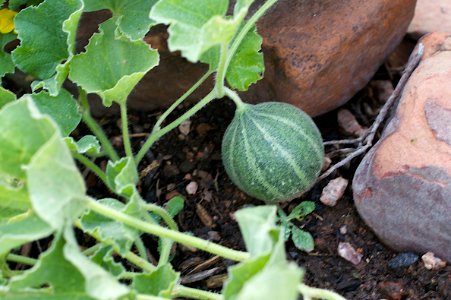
[80,0,417,117]
[353,32,451,263]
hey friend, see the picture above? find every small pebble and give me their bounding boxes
[320,177,349,206]
[421,252,446,270]
[338,242,362,265]
[339,225,348,235]
[322,156,332,171]
[185,181,198,195]
[337,108,367,136]
[388,252,419,269]
[378,281,405,300]
[178,119,191,136]
[207,231,221,242]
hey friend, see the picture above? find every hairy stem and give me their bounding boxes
[120,103,133,158]
[224,0,278,74]
[73,153,108,186]
[154,70,213,132]
[173,285,223,300]
[298,284,346,300]
[79,90,119,161]
[135,91,217,164]
[215,43,229,97]
[224,87,247,112]
[6,253,37,266]
[86,198,249,261]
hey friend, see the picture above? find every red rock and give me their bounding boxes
[352,33,451,262]
[78,0,416,117]
[378,281,405,300]
[409,1,451,39]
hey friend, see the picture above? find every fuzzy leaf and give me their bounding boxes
[65,135,101,156]
[30,89,81,136]
[6,228,129,300]
[291,227,314,252]
[12,0,83,94]
[150,0,254,63]
[0,213,53,256]
[26,133,87,230]
[226,27,264,91]
[0,87,16,109]
[90,246,125,277]
[234,206,279,257]
[69,19,159,106]
[84,0,157,40]
[132,264,179,298]
[0,33,15,80]
[80,198,139,255]
[106,157,138,196]
[165,195,184,217]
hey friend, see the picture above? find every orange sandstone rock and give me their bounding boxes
[352,33,451,262]
[79,0,416,116]
[409,1,451,39]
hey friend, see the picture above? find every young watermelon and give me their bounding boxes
[222,102,324,203]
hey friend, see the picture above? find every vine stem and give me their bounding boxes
[215,43,229,97]
[173,285,223,300]
[78,89,119,161]
[153,70,213,132]
[120,103,133,158]
[86,198,249,262]
[224,87,247,111]
[298,284,346,300]
[73,152,108,185]
[135,90,217,164]
[223,0,278,75]
[6,253,37,266]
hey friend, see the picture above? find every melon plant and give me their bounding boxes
[222,102,324,203]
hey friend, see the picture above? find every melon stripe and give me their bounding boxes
[239,114,284,199]
[250,110,324,162]
[249,117,309,185]
[226,118,243,190]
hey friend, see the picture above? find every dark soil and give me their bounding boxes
[78,62,450,299]
[9,38,449,299]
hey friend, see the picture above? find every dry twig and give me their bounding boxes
[318,43,424,181]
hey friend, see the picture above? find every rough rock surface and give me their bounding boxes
[352,33,451,262]
[78,0,416,117]
[409,0,451,39]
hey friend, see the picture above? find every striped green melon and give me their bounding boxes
[222,102,324,203]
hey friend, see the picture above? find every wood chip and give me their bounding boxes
[196,203,215,228]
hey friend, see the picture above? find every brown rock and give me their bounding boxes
[78,1,416,117]
[409,1,451,39]
[352,33,451,262]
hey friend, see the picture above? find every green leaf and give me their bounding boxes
[0,98,55,224]
[29,89,81,136]
[65,135,102,156]
[222,254,270,299]
[165,195,184,218]
[234,206,279,257]
[12,0,84,94]
[106,157,138,196]
[8,0,43,10]
[0,87,16,109]
[6,233,94,300]
[80,198,139,255]
[226,27,264,91]
[132,264,179,298]
[291,227,314,252]
[0,213,53,256]
[0,33,16,80]
[287,201,315,221]
[69,19,159,106]
[84,0,158,40]
[234,263,302,300]
[26,133,87,230]
[90,246,125,277]
[5,227,129,300]
[150,0,254,63]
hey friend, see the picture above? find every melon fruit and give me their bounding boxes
[222,102,324,203]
